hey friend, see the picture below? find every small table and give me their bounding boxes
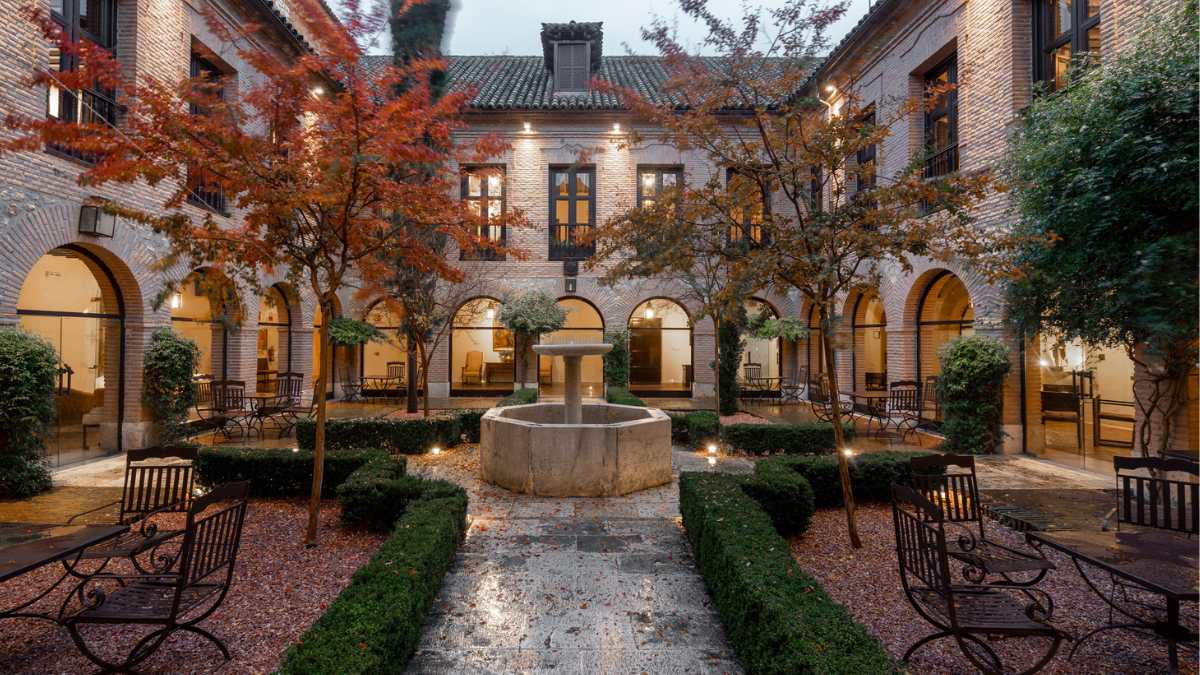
[485,362,515,384]
[849,390,891,435]
[1027,528,1199,671]
[0,522,128,623]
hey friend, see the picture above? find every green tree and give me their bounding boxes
[937,335,1010,454]
[142,328,199,445]
[0,328,57,497]
[499,291,566,391]
[1005,2,1199,458]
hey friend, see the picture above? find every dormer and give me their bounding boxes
[541,21,603,94]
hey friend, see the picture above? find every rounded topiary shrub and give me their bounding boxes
[0,328,58,497]
[143,328,199,444]
[937,335,1011,454]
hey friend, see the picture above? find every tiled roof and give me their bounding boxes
[362,54,800,112]
[802,0,902,92]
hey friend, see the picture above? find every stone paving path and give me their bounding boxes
[405,448,751,675]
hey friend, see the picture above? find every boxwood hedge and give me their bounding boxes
[297,416,461,455]
[195,447,388,497]
[277,490,468,674]
[720,422,849,455]
[337,456,463,532]
[756,451,940,508]
[680,472,899,674]
[605,387,646,407]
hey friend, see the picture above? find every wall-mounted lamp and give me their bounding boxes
[612,122,621,133]
[523,121,532,133]
[643,307,655,320]
[78,199,117,238]
[311,85,325,97]
[170,293,183,310]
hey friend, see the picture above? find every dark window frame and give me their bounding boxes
[47,0,118,162]
[855,106,877,194]
[553,41,590,93]
[185,49,230,216]
[726,167,770,246]
[460,164,507,261]
[1033,0,1101,91]
[549,165,596,260]
[923,53,958,178]
[636,165,684,210]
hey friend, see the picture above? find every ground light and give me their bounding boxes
[431,446,442,455]
[706,443,718,455]
[842,447,854,457]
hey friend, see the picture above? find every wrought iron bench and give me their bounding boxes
[892,485,1065,674]
[909,453,1054,586]
[65,447,199,574]
[61,481,250,673]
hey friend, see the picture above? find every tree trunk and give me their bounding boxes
[818,303,862,549]
[513,334,525,393]
[406,334,419,413]
[304,309,332,547]
[418,340,430,417]
[712,316,721,414]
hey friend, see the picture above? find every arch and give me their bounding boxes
[16,245,131,465]
[628,297,693,397]
[740,297,782,396]
[360,298,408,393]
[170,267,238,382]
[256,284,295,389]
[846,290,888,392]
[539,296,606,396]
[449,296,513,395]
[908,269,974,388]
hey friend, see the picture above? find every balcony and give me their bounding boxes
[186,165,228,215]
[923,144,959,178]
[549,238,594,261]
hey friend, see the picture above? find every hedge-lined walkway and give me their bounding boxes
[404,444,751,674]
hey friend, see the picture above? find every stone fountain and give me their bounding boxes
[479,343,672,497]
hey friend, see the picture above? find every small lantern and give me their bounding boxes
[78,200,117,237]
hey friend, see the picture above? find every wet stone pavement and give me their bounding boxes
[405,449,751,675]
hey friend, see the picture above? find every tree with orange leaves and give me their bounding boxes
[591,0,1007,548]
[3,0,512,545]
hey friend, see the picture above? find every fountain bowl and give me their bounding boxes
[479,402,672,497]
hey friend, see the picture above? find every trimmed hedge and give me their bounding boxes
[496,388,538,407]
[337,457,463,532]
[605,387,646,407]
[667,412,690,444]
[195,447,388,497]
[720,422,849,455]
[757,451,940,508]
[455,409,487,443]
[680,472,899,674]
[297,417,461,455]
[684,411,720,447]
[742,460,815,536]
[277,491,468,674]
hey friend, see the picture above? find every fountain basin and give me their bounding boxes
[479,403,672,497]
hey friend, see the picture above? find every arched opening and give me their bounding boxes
[449,297,513,396]
[538,297,605,397]
[17,246,126,467]
[256,284,292,391]
[170,268,234,381]
[628,298,693,398]
[361,300,408,398]
[915,271,974,390]
[312,296,342,397]
[739,297,782,397]
[850,293,888,392]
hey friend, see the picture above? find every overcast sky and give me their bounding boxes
[354,0,874,56]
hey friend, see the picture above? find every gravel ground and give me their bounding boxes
[790,505,1198,674]
[719,412,769,425]
[0,500,383,674]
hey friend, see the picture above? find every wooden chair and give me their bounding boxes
[909,454,1054,586]
[739,363,762,397]
[386,361,405,391]
[892,485,1065,674]
[1108,456,1199,534]
[66,447,199,574]
[62,482,250,673]
[462,350,483,385]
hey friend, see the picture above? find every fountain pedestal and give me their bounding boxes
[531,343,612,423]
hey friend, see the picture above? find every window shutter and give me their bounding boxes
[555,43,589,92]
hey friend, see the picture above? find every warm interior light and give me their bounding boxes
[706,443,718,455]
[169,293,183,310]
[612,122,621,132]
[523,121,532,132]
[485,308,496,320]
[644,308,655,320]
[1038,358,1050,367]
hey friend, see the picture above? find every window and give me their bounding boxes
[554,43,590,93]
[47,0,118,159]
[550,166,595,260]
[923,54,958,178]
[1035,1,1100,91]
[186,50,229,215]
[461,166,506,261]
[637,166,683,210]
[855,107,877,194]
[727,169,768,245]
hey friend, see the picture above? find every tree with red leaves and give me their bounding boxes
[3,0,512,545]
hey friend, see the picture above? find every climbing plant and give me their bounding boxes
[603,329,630,389]
[142,328,199,445]
[937,335,1011,454]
